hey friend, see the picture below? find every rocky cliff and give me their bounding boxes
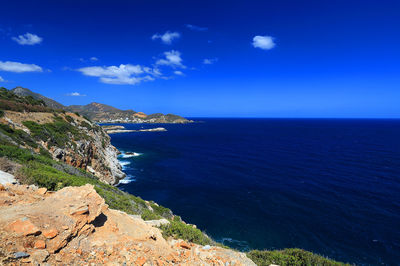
[0,183,255,265]
[0,110,125,185]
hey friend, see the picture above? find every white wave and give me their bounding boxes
[117,175,136,185]
[119,160,131,170]
[119,152,142,158]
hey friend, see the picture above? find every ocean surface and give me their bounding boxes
[108,119,400,265]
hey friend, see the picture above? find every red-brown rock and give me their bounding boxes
[8,218,41,236]
[34,240,46,249]
[43,228,58,239]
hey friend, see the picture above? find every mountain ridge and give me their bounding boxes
[11,87,192,124]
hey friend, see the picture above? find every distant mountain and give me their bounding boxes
[11,87,65,110]
[9,87,191,124]
[66,103,192,124]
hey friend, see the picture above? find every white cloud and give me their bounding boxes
[12,33,42,45]
[156,50,185,68]
[0,76,4,82]
[203,58,218,65]
[174,70,184,76]
[185,24,208,31]
[66,92,86,96]
[152,31,180,45]
[78,64,157,85]
[252,35,276,50]
[90,57,98,61]
[0,61,43,73]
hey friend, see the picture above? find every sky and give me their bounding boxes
[1,0,400,118]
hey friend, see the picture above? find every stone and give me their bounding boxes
[34,239,46,249]
[43,228,58,239]
[8,218,41,236]
[14,251,30,258]
[135,256,147,266]
[36,187,47,195]
[70,205,89,215]
[31,250,49,263]
[179,241,191,250]
[0,184,5,191]
[144,218,170,227]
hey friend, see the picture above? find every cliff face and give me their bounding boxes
[0,111,125,185]
[0,183,255,265]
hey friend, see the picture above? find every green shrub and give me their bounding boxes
[80,121,93,130]
[159,220,213,246]
[141,209,162,220]
[0,124,38,148]
[246,249,348,266]
[22,117,91,148]
[39,147,52,158]
[0,144,54,165]
[65,115,74,123]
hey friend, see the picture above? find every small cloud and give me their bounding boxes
[185,24,208,31]
[12,32,42,45]
[90,57,99,61]
[152,31,180,45]
[203,58,218,65]
[0,76,4,82]
[252,35,276,50]
[66,92,86,96]
[156,50,186,68]
[78,64,157,85]
[0,61,43,73]
[174,70,184,76]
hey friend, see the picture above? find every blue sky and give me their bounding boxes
[1,0,400,118]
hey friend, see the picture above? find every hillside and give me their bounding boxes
[0,87,124,185]
[11,87,192,124]
[66,103,192,123]
[11,87,65,110]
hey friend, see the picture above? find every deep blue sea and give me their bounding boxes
[108,119,400,265]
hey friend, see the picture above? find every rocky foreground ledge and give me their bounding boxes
[0,183,255,265]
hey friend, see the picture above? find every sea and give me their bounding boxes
[107,118,400,265]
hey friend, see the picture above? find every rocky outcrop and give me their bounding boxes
[0,184,255,265]
[1,111,125,185]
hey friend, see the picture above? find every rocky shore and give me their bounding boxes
[102,125,167,134]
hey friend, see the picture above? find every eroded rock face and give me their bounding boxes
[0,184,255,265]
[2,111,125,185]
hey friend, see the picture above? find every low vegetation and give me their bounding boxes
[0,87,54,113]
[160,217,213,246]
[247,249,348,266]
[22,116,91,148]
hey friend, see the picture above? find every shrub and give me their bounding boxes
[246,249,348,266]
[0,124,38,148]
[22,117,91,148]
[65,115,74,123]
[159,220,213,246]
